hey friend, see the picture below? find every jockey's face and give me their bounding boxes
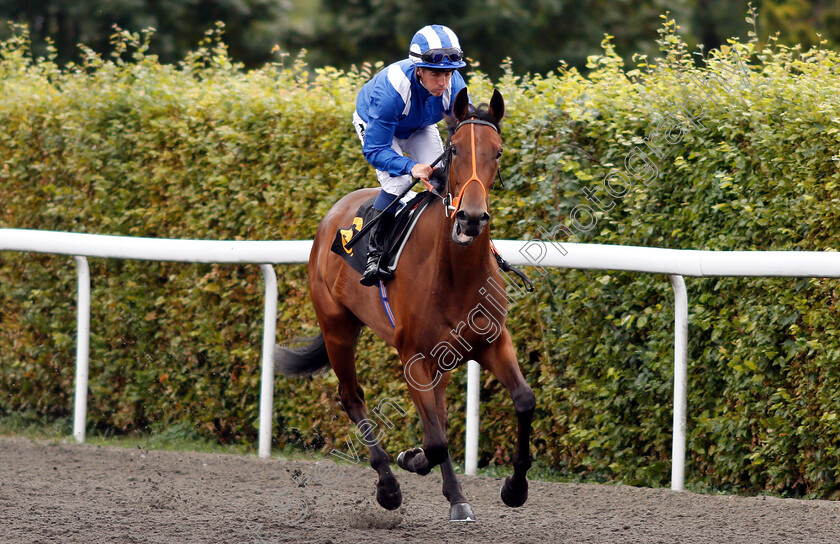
[417,68,453,97]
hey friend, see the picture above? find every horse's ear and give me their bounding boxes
[453,88,470,121]
[489,89,505,122]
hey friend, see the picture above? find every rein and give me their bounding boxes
[345,117,500,249]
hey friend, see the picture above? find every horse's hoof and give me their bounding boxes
[500,475,528,508]
[449,502,476,522]
[376,481,402,510]
[397,447,423,472]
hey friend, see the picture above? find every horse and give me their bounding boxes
[275,88,535,522]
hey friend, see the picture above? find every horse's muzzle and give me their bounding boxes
[452,210,490,245]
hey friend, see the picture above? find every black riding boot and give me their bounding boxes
[359,211,395,286]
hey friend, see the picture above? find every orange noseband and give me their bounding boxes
[450,122,488,213]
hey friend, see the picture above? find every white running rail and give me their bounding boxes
[491,239,840,490]
[0,229,310,460]
[4,228,840,490]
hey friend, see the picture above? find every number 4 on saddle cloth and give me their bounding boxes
[330,191,432,278]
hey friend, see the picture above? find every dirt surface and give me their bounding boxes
[1,436,838,543]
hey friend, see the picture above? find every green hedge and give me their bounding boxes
[3,22,840,498]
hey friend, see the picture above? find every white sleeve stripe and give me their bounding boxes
[387,64,412,116]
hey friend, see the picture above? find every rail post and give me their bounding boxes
[73,256,91,443]
[669,274,689,490]
[464,359,481,476]
[258,264,278,459]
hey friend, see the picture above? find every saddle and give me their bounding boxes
[330,191,434,277]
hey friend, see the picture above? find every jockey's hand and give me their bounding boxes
[411,163,434,181]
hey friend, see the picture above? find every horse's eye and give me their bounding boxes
[496,149,503,159]
[451,146,458,156]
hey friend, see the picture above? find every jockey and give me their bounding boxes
[353,24,468,286]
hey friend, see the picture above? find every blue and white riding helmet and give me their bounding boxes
[408,25,467,70]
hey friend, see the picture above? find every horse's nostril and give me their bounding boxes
[480,212,490,224]
[455,210,468,222]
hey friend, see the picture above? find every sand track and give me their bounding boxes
[1,436,837,543]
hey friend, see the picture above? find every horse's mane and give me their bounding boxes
[445,102,501,135]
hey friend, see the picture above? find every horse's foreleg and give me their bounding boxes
[482,330,536,508]
[398,364,449,476]
[397,365,475,521]
[433,373,475,522]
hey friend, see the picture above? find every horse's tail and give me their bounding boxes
[274,333,331,376]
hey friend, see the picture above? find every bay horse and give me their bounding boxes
[275,88,535,522]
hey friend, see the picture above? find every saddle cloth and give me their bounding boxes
[330,191,433,276]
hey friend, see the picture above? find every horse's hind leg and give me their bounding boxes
[315,297,402,510]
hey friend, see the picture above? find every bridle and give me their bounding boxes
[342,115,503,252]
[424,117,502,218]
